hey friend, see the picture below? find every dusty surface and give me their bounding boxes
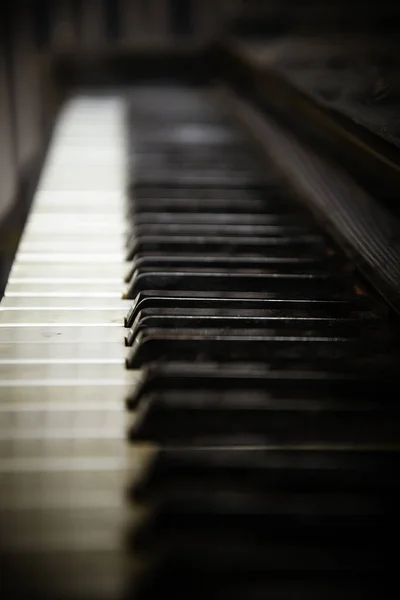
[242,35,400,150]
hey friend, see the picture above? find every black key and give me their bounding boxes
[126,293,374,326]
[134,151,253,165]
[124,255,333,283]
[134,157,256,172]
[132,489,389,564]
[131,530,387,580]
[129,388,400,443]
[131,566,381,600]
[127,194,292,215]
[132,211,313,226]
[124,271,350,299]
[132,172,268,187]
[126,305,378,326]
[125,309,382,345]
[128,128,243,148]
[127,328,378,367]
[126,235,325,260]
[127,222,315,239]
[126,363,400,409]
[132,447,400,501]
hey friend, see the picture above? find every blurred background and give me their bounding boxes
[1,0,400,292]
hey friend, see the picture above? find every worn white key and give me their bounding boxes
[0,363,130,381]
[0,342,126,361]
[0,92,142,596]
[5,283,124,294]
[1,296,132,308]
[0,308,126,324]
[0,380,139,404]
[0,325,125,343]
[9,263,127,279]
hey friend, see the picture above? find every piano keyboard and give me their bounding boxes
[0,86,399,599]
[0,94,136,599]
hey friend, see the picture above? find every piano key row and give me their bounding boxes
[1,85,399,600]
[0,94,139,600]
[122,91,400,597]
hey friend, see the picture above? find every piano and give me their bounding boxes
[1,2,400,599]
